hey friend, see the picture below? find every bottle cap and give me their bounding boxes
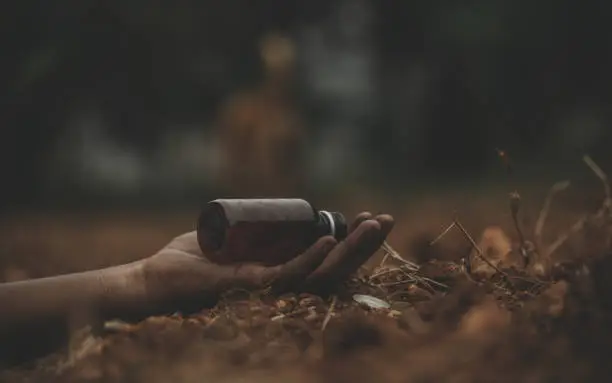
[320,210,348,240]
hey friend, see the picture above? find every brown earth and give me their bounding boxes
[2,172,612,382]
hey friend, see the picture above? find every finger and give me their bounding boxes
[374,214,395,236]
[348,212,372,234]
[266,236,338,293]
[305,215,394,292]
[303,220,385,292]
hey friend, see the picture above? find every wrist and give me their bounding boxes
[96,260,150,320]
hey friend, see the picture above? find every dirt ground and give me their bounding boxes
[2,170,612,382]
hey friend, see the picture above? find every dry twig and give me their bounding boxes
[321,296,337,331]
[509,191,528,260]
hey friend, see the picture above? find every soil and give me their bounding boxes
[2,176,612,382]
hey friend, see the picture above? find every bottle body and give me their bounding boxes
[197,199,347,265]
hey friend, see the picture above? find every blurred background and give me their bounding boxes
[1,0,611,279]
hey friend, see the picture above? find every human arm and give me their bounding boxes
[0,212,393,364]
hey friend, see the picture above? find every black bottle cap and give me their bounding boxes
[319,210,348,241]
[330,211,347,240]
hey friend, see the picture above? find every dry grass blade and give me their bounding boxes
[379,254,389,267]
[546,216,588,257]
[583,154,611,212]
[369,241,449,294]
[271,307,310,322]
[535,181,571,239]
[543,155,611,258]
[535,180,571,250]
[430,222,456,245]
[369,266,403,280]
[381,241,419,271]
[398,265,448,290]
[321,295,337,331]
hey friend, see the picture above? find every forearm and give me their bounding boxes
[0,261,148,330]
[0,261,149,364]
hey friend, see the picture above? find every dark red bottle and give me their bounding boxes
[197,199,347,266]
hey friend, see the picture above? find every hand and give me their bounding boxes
[141,212,394,313]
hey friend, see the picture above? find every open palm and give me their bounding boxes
[142,212,394,313]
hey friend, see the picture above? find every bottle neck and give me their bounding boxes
[317,210,348,240]
[319,210,337,237]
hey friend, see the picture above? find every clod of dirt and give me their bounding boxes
[457,297,511,337]
[470,226,516,276]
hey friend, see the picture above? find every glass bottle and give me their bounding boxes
[197,198,347,265]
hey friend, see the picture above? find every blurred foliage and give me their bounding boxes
[1,0,611,210]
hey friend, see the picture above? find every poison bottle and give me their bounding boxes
[196,198,347,265]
